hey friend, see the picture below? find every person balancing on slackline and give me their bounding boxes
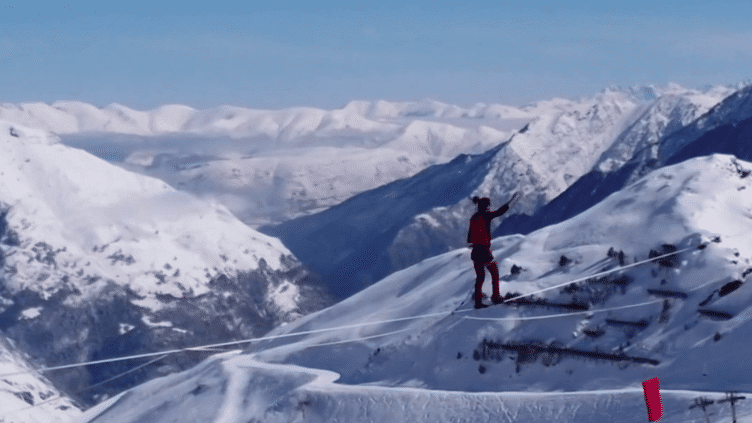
[467,192,520,309]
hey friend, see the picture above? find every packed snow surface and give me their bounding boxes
[77,154,752,422]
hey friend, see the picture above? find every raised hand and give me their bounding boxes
[507,191,521,205]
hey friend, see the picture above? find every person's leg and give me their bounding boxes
[473,260,486,303]
[487,261,501,301]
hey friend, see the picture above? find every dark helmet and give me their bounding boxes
[472,196,490,210]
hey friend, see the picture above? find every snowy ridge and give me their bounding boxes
[386,120,512,158]
[505,81,751,231]
[595,85,734,173]
[508,88,641,195]
[469,84,733,213]
[78,154,752,422]
[258,154,752,392]
[492,84,738,239]
[659,83,752,161]
[0,336,82,423]
[7,86,727,230]
[0,121,332,405]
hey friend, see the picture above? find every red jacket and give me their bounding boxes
[467,204,509,246]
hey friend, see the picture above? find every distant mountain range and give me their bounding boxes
[0,98,531,227]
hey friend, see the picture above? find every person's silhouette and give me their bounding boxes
[467,193,518,309]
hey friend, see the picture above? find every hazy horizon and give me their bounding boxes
[2,1,751,110]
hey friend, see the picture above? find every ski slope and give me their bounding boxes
[78,353,752,423]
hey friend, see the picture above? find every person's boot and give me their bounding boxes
[491,296,503,305]
[474,296,488,309]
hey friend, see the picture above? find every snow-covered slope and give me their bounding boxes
[0,335,82,423]
[263,85,732,298]
[78,354,752,423]
[0,122,332,405]
[77,154,752,422]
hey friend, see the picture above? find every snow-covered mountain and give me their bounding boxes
[662,83,752,165]
[595,83,734,173]
[0,334,82,423]
[77,154,752,422]
[0,121,333,405]
[493,83,749,239]
[0,99,531,227]
[263,85,733,298]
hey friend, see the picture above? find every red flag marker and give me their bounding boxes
[642,377,663,421]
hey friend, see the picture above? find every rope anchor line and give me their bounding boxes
[0,234,730,419]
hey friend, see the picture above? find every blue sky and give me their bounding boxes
[1,1,751,110]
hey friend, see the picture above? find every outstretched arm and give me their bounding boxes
[490,192,520,218]
[489,204,509,219]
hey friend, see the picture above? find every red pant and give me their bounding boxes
[473,260,500,301]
